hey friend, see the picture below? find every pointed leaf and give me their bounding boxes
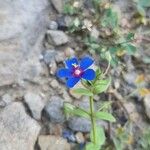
[98,101,112,111]
[73,108,90,119]
[63,103,90,119]
[72,88,93,96]
[90,126,106,146]
[124,44,136,55]
[137,0,150,7]
[94,78,111,94]
[95,111,116,122]
[85,142,100,150]
[137,4,146,16]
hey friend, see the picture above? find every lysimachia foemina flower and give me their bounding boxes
[57,57,96,88]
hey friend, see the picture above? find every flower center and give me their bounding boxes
[74,69,81,76]
[72,64,83,77]
[73,68,83,77]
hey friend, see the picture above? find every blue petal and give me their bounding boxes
[80,57,94,70]
[65,57,78,69]
[82,69,96,80]
[57,68,71,78]
[66,77,80,88]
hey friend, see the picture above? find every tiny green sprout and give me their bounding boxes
[57,56,116,150]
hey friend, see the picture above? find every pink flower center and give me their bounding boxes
[72,64,83,77]
[74,69,82,76]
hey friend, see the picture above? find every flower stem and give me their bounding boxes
[90,96,97,144]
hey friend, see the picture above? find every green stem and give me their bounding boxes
[90,96,97,144]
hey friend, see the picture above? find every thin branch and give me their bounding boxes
[103,60,110,76]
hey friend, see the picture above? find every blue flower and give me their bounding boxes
[57,56,96,88]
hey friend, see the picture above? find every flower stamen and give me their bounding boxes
[72,63,78,68]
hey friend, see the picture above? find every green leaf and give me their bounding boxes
[126,33,135,41]
[105,51,112,62]
[137,0,150,7]
[91,43,100,50]
[72,88,93,96]
[109,47,118,54]
[137,4,146,16]
[110,57,119,66]
[73,18,80,27]
[101,8,118,29]
[95,111,116,122]
[113,138,123,150]
[124,44,136,55]
[98,101,112,111]
[90,126,106,146]
[63,103,90,119]
[94,78,111,94]
[63,4,77,15]
[96,68,102,77]
[85,142,100,150]
[73,108,90,119]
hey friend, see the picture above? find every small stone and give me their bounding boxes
[42,84,50,92]
[50,79,60,89]
[42,50,56,65]
[63,130,76,142]
[124,102,136,114]
[55,51,65,63]
[64,47,75,57]
[24,92,45,120]
[61,89,73,102]
[47,30,69,46]
[51,0,64,13]
[64,16,73,27]
[77,98,90,110]
[114,79,120,89]
[69,89,82,99]
[20,59,43,82]
[90,27,99,39]
[143,95,150,119]
[75,132,85,144]
[44,96,65,123]
[48,21,58,30]
[94,95,100,101]
[43,41,54,49]
[68,117,91,132]
[121,18,131,28]
[123,55,135,71]
[48,123,63,135]
[124,102,141,122]
[82,19,92,31]
[49,60,57,75]
[123,72,137,87]
[38,135,71,150]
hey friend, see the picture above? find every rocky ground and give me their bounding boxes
[0,0,150,150]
